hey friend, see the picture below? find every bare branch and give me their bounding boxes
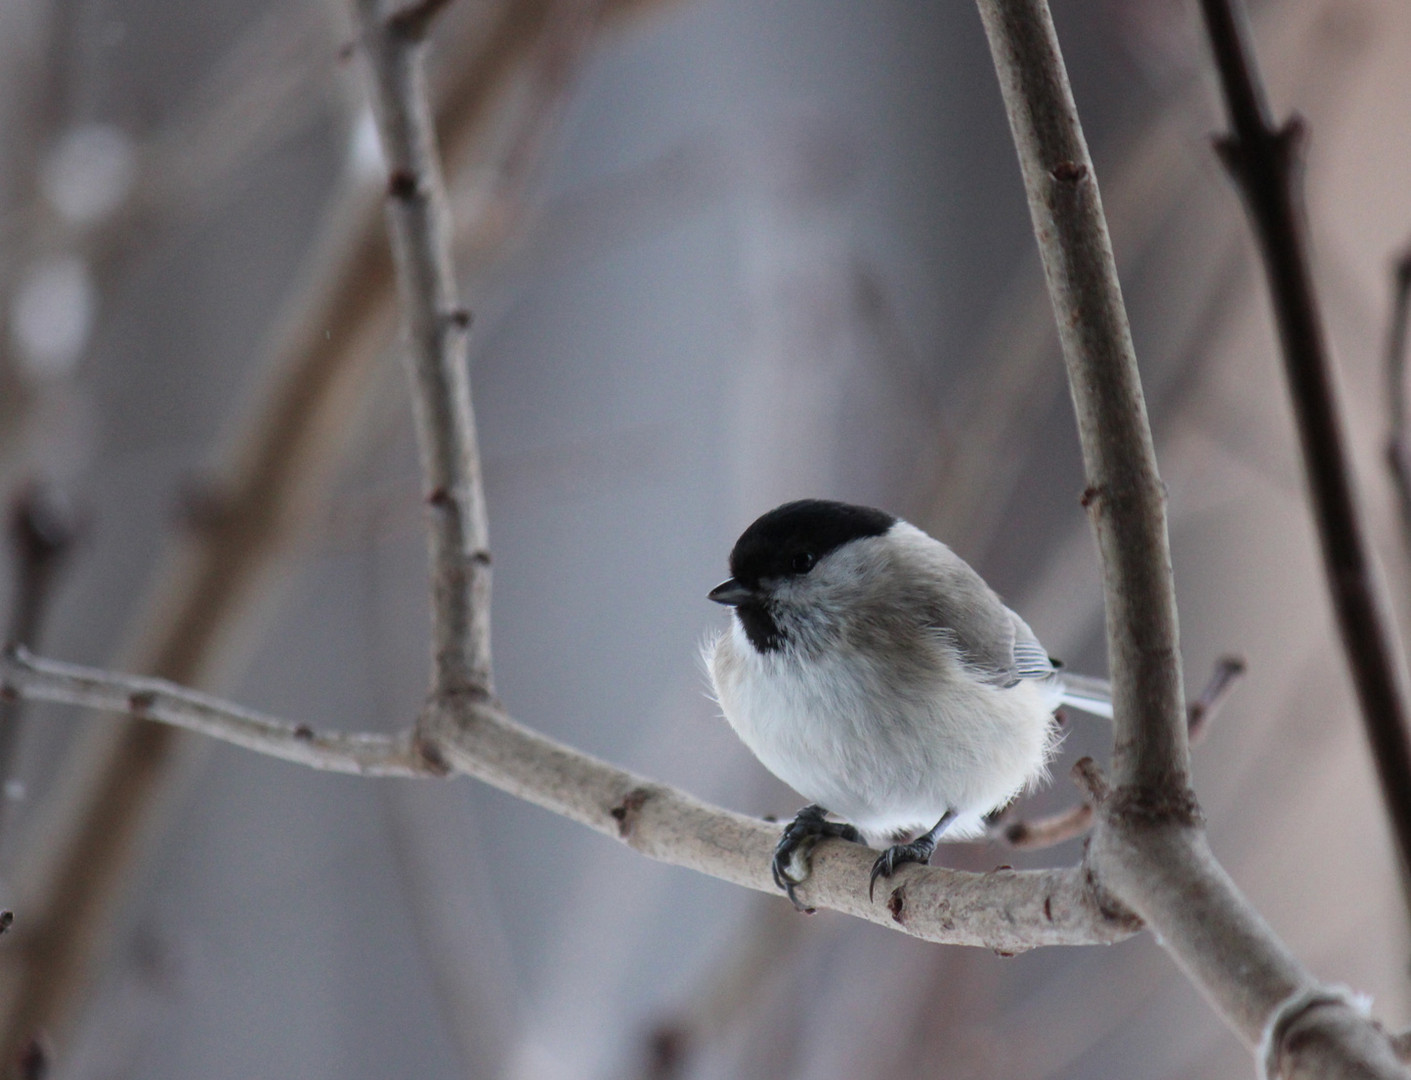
[0,645,430,777]
[0,2,670,1061]
[336,0,1132,958]
[1385,247,1411,544]
[353,0,493,703]
[0,644,1137,951]
[4,484,78,650]
[975,0,1187,796]
[0,483,79,837]
[1199,0,1411,894]
[1002,802,1093,851]
[977,0,1407,1073]
[1186,653,1246,744]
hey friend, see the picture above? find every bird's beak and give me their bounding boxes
[708,578,757,606]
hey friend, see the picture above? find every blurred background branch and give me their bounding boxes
[0,0,675,1066]
[1201,0,1411,914]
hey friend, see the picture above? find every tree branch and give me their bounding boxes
[354,0,493,702]
[0,2,668,1064]
[0,646,428,777]
[1384,246,1411,547]
[0,643,1137,952]
[976,0,1407,1075]
[974,0,1187,797]
[0,484,78,834]
[1199,0,1411,894]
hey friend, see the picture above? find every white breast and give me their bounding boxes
[706,618,1059,842]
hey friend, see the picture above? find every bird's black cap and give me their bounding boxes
[727,499,895,587]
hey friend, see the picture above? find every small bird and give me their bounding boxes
[705,499,1111,906]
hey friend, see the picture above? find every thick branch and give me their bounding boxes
[1199,0,1411,887]
[0,646,1137,952]
[974,0,1187,796]
[354,0,493,701]
[977,1,1406,1075]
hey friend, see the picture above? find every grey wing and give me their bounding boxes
[922,565,1055,688]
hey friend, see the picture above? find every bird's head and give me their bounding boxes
[709,499,897,653]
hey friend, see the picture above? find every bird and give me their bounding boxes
[704,499,1111,907]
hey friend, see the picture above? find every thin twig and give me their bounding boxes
[0,643,1137,951]
[0,484,78,838]
[1000,656,1247,850]
[1199,0,1411,898]
[978,1,1408,1074]
[354,0,493,703]
[1384,247,1411,545]
[1186,653,1246,744]
[1002,802,1094,851]
[3,485,78,651]
[0,646,429,777]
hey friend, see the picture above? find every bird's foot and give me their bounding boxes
[868,809,957,900]
[772,805,860,912]
[868,836,938,900]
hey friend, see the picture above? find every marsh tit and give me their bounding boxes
[705,499,1112,906]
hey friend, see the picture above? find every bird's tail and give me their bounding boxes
[1057,673,1113,719]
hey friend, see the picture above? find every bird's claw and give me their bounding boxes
[868,838,936,901]
[771,805,860,911]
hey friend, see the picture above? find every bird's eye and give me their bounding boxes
[791,551,816,574]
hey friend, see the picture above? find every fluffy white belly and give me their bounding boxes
[707,622,1059,842]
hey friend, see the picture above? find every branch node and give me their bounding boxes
[385,0,454,40]
[425,486,451,507]
[411,730,452,776]
[1049,160,1087,183]
[1082,860,1142,931]
[1071,756,1109,804]
[1260,986,1372,1080]
[0,910,12,935]
[127,690,157,714]
[610,787,652,838]
[447,308,472,330]
[9,484,79,578]
[17,1034,49,1080]
[886,885,906,923]
[1188,653,1247,743]
[1390,1026,1411,1063]
[1104,783,1203,829]
[1275,114,1307,159]
[1079,484,1102,508]
[1396,248,1411,289]
[387,168,419,200]
[646,1025,690,1080]
[292,724,315,741]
